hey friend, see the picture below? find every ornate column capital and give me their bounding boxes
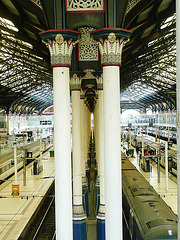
[90,28,132,66]
[80,89,86,99]
[40,30,81,68]
[70,74,82,91]
[97,74,103,90]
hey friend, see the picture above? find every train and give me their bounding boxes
[123,126,177,144]
[147,127,177,144]
[0,136,52,183]
[122,155,177,239]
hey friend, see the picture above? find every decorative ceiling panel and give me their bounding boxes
[66,0,104,12]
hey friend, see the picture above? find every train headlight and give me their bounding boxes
[168,229,173,235]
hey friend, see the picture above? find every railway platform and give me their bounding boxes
[0,150,54,240]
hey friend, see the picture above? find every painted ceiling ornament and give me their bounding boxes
[126,0,141,14]
[31,0,43,9]
[78,27,98,61]
[108,32,117,43]
[83,69,96,79]
[66,0,104,12]
[55,34,64,44]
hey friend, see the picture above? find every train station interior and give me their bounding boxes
[0,0,179,239]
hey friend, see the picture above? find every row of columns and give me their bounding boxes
[40,28,132,239]
[176,0,180,239]
[94,89,105,238]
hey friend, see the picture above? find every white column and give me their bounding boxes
[129,128,132,148]
[7,112,10,135]
[94,102,99,171]
[156,124,158,139]
[165,141,168,191]
[176,1,180,238]
[53,66,72,239]
[14,142,18,184]
[103,65,122,239]
[40,136,43,163]
[91,29,131,240]
[168,127,170,142]
[97,90,105,212]
[141,135,144,167]
[85,106,91,160]
[81,99,86,179]
[72,90,82,205]
[40,31,80,240]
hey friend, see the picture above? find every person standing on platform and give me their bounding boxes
[136,145,139,156]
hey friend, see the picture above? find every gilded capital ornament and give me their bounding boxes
[97,74,103,90]
[70,74,82,90]
[98,33,124,66]
[90,28,132,66]
[43,34,79,67]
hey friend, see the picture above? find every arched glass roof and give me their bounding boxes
[121,13,176,112]
[0,0,176,114]
[0,16,53,114]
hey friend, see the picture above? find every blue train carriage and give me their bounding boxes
[122,158,177,239]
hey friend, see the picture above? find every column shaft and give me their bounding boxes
[103,66,122,239]
[176,1,180,238]
[98,91,105,205]
[81,99,86,178]
[53,67,72,240]
[7,113,10,135]
[72,90,82,205]
[85,106,91,161]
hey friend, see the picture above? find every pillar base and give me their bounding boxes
[73,205,87,240]
[82,183,89,217]
[97,204,105,240]
[95,178,100,215]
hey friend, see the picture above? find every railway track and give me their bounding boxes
[32,196,55,240]
[19,182,55,240]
